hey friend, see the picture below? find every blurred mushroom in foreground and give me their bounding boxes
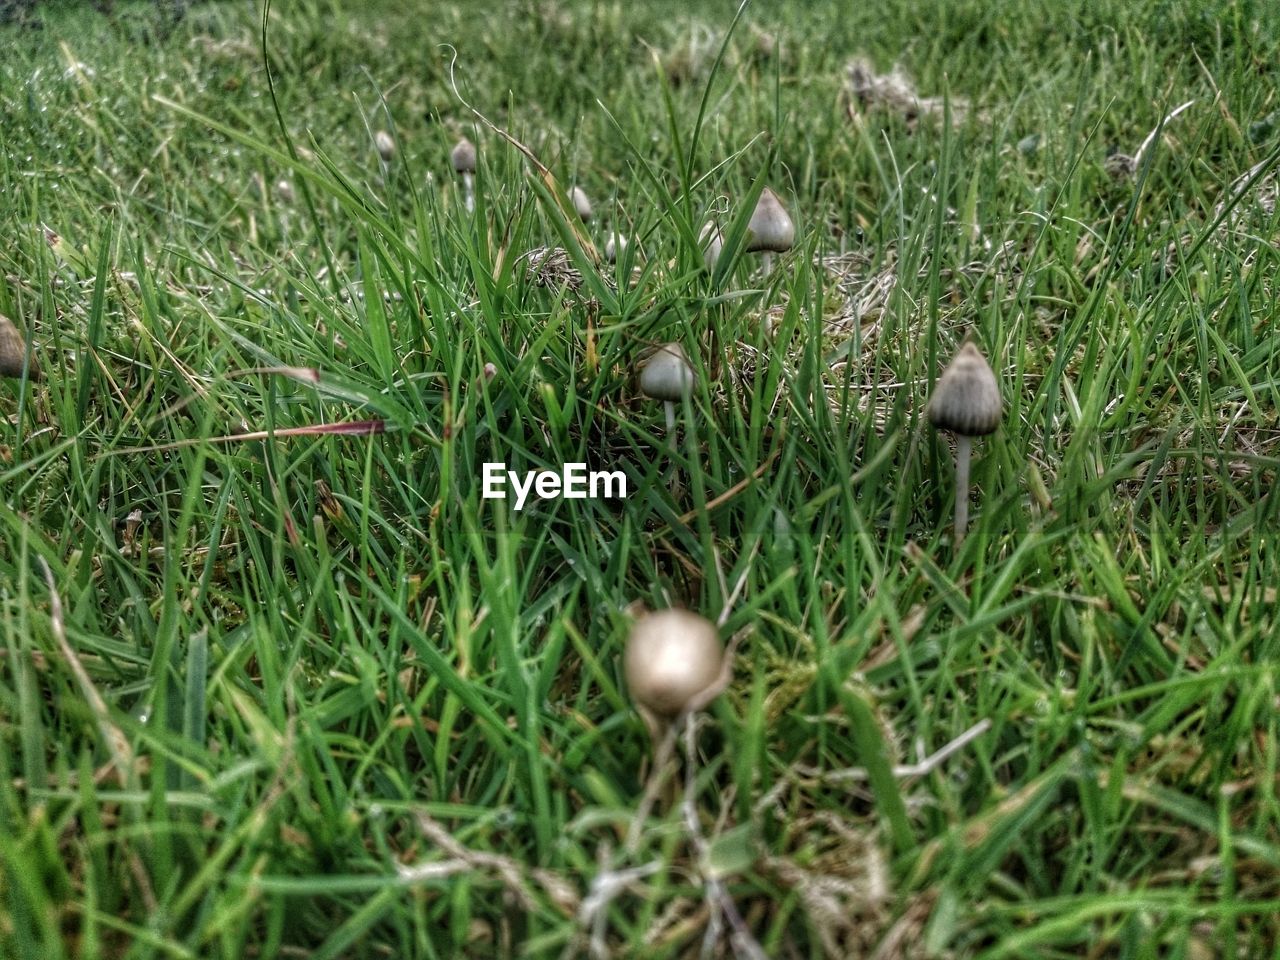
[374,129,396,162]
[0,314,39,381]
[624,608,727,741]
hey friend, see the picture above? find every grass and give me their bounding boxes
[1,0,1279,956]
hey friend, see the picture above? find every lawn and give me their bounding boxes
[2,0,1279,956]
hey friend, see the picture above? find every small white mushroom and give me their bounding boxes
[275,179,295,204]
[624,609,725,728]
[639,342,696,494]
[699,220,724,271]
[450,137,476,174]
[744,186,795,276]
[639,341,694,434]
[0,314,38,381]
[451,137,477,211]
[927,341,1002,548]
[374,130,396,162]
[569,186,593,222]
[604,232,628,264]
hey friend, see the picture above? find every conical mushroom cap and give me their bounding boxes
[569,186,593,222]
[638,342,694,402]
[744,187,795,253]
[0,314,38,380]
[699,220,724,270]
[451,137,476,174]
[624,609,725,718]
[927,342,1002,436]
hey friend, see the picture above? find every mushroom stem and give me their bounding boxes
[665,401,686,499]
[761,251,774,277]
[663,399,679,490]
[462,172,474,212]
[953,434,972,547]
[625,712,680,851]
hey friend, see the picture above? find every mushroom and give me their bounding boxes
[927,341,1002,547]
[1105,151,1137,179]
[374,130,395,163]
[638,341,694,436]
[624,608,725,737]
[744,186,795,276]
[569,185,593,222]
[699,220,724,271]
[0,314,38,381]
[451,137,477,212]
[275,179,295,204]
[604,232,628,264]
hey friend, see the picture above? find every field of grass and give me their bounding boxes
[2,0,1280,956]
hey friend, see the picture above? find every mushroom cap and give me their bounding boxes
[744,187,795,254]
[0,314,38,380]
[604,233,628,263]
[638,342,694,402]
[374,130,396,161]
[624,609,724,718]
[927,342,1002,436]
[699,220,724,270]
[569,186,593,222]
[451,137,476,174]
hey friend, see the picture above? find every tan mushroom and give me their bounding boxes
[451,137,477,211]
[744,186,795,275]
[624,609,725,735]
[0,314,38,381]
[927,341,1002,547]
[638,341,694,431]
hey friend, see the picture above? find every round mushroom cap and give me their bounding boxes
[927,342,1002,436]
[699,220,724,270]
[569,186,593,222]
[451,137,477,174]
[604,233,628,263]
[744,186,795,254]
[624,609,725,718]
[638,342,694,402]
[0,314,38,380]
[374,130,396,162]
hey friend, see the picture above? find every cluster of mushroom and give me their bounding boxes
[449,135,637,266]
[432,133,1000,554]
[621,340,1002,762]
[443,134,801,282]
[701,186,795,275]
[321,129,1005,777]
